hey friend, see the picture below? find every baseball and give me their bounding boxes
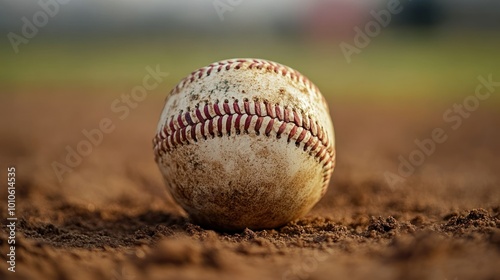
[153,58,335,230]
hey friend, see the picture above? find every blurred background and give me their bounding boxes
[1,0,499,98]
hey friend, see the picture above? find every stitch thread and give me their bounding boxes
[153,100,335,194]
[157,58,335,194]
[169,59,321,99]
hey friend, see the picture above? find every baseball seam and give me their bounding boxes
[169,58,321,99]
[153,100,335,192]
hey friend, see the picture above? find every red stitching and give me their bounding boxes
[168,118,175,132]
[200,122,206,140]
[233,102,241,114]
[284,108,290,122]
[296,129,307,144]
[181,127,187,142]
[265,102,274,118]
[244,115,252,133]
[303,137,314,151]
[177,114,185,128]
[203,104,211,119]
[214,103,223,116]
[175,129,182,144]
[265,119,274,136]
[169,59,321,98]
[195,108,205,123]
[255,102,262,116]
[158,58,333,192]
[223,101,231,114]
[310,119,317,136]
[293,110,301,127]
[185,112,194,125]
[208,119,215,137]
[244,100,250,114]
[153,100,335,194]
[226,115,233,135]
[275,105,283,121]
[311,139,320,152]
[277,122,287,138]
[235,115,242,135]
[217,117,223,136]
[255,116,263,134]
[288,125,297,142]
[191,125,197,142]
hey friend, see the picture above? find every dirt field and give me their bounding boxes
[1,91,499,280]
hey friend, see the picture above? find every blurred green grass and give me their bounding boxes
[1,33,499,101]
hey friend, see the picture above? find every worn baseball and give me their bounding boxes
[153,58,335,230]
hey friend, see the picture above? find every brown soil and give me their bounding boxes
[1,93,499,280]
